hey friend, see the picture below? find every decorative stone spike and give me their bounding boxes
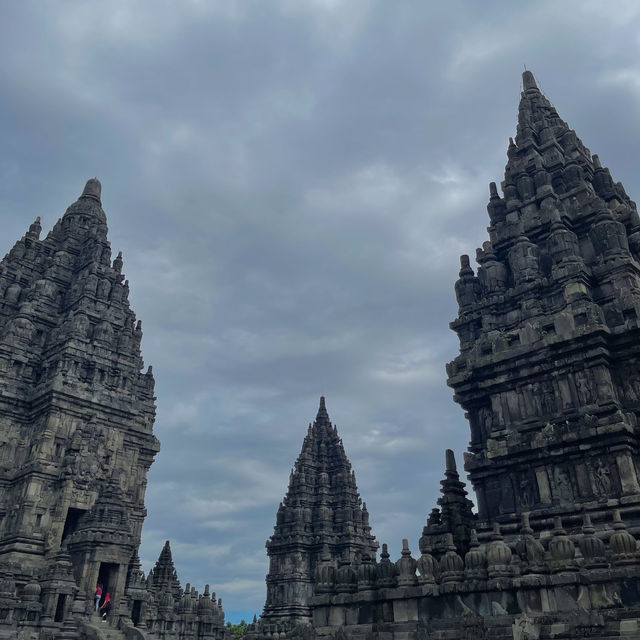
[420,450,475,561]
[486,523,512,579]
[548,517,577,572]
[522,70,539,91]
[579,512,607,569]
[81,177,102,202]
[416,541,439,586]
[515,513,545,574]
[396,539,417,587]
[610,509,639,565]
[377,543,398,588]
[439,533,464,585]
[464,529,487,580]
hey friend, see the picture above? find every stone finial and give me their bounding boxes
[489,182,499,199]
[459,255,473,277]
[610,509,638,564]
[316,396,329,423]
[464,529,487,580]
[592,154,602,169]
[522,70,539,92]
[445,449,457,473]
[579,512,606,568]
[439,533,464,584]
[113,251,123,273]
[396,539,417,587]
[417,542,438,586]
[487,523,512,578]
[81,178,102,203]
[515,513,545,574]
[377,543,397,588]
[27,216,42,240]
[548,516,577,572]
[357,553,377,591]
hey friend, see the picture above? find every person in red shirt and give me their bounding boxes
[94,583,102,611]
[100,592,111,620]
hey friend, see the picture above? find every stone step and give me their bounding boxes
[82,619,127,640]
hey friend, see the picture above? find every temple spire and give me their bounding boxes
[522,69,539,92]
[447,71,640,533]
[419,449,475,560]
[316,395,329,423]
[81,177,102,203]
[261,397,377,628]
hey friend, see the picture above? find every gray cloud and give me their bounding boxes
[1,0,640,621]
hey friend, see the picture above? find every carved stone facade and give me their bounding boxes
[255,398,377,636]
[248,72,640,639]
[448,71,640,532]
[0,181,225,639]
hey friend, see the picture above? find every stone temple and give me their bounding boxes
[245,71,640,639]
[4,69,640,640]
[0,180,225,639]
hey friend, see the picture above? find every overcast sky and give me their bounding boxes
[1,0,640,623]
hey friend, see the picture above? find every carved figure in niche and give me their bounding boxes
[595,367,615,403]
[592,459,612,496]
[96,278,111,301]
[554,467,573,504]
[84,270,98,296]
[541,380,557,415]
[6,435,19,465]
[94,321,112,342]
[492,394,506,426]
[575,371,592,405]
[513,614,540,640]
[474,407,492,441]
[522,383,537,418]
[518,473,534,508]
[499,476,516,514]
[480,407,494,435]
[530,382,544,416]
[71,312,90,338]
[4,282,21,303]
[7,317,35,343]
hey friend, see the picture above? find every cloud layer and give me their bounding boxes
[1,0,640,622]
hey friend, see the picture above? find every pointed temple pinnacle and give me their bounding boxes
[445,449,457,473]
[81,177,102,203]
[522,70,539,92]
[316,395,329,422]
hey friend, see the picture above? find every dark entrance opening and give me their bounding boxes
[97,562,119,609]
[54,594,66,622]
[131,599,142,626]
[61,507,86,543]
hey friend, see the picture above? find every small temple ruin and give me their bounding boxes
[2,70,640,639]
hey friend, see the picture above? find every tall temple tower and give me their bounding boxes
[0,178,158,593]
[257,397,377,633]
[0,180,225,639]
[447,71,640,533]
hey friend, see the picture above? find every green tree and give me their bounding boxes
[225,619,249,639]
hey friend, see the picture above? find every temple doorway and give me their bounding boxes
[97,562,119,607]
[131,599,142,626]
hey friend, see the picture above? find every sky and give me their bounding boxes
[1,0,640,623]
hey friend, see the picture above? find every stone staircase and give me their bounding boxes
[80,614,128,640]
